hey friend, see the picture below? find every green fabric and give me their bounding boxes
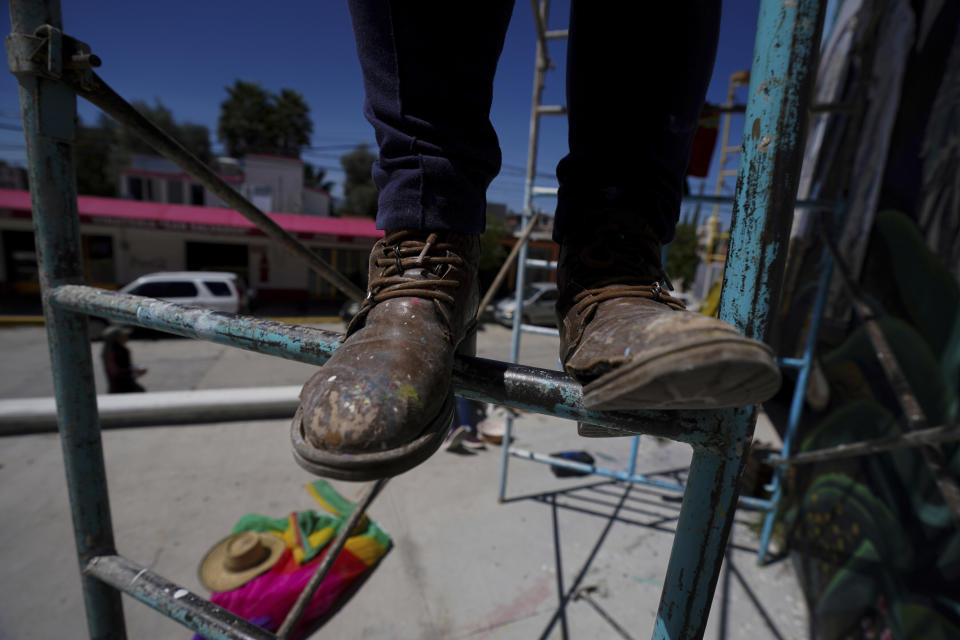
[229,481,392,562]
[308,479,358,517]
[231,513,289,534]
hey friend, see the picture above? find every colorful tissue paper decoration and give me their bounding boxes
[195,480,390,640]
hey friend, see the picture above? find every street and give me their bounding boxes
[0,322,807,639]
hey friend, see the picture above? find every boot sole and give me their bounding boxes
[290,394,455,481]
[581,338,781,413]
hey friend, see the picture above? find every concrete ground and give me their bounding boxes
[0,323,808,639]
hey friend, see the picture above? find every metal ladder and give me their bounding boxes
[8,0,827,637]
[495,0,717,503]
[702,71,749,277]
[493,1,817,521]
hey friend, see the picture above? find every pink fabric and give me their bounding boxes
[206,548,369,639]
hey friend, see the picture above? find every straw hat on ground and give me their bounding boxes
[199,531,286,592]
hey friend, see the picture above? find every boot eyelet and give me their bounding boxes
[650,282,662,301]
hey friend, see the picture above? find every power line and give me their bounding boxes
[304,143,375,151]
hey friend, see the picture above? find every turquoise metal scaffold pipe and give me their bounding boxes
[654,0,825,636]
[7,1,126,637]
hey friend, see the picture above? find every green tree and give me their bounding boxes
[665,221,700,290]
[479,216,509,272]
[477,215,510,293]
[73,101,211,196]
[122,100,212,164]
[217,81,313,158]
[218,80,274,157]
[273,89,313,157]
[175,122,214,165]
[339,145,378,218]
[75,114,118,196]
[303,164,334,191]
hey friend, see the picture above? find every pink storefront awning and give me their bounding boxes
[0,189,382,241]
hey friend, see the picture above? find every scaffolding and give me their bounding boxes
[8,0,829,637]
[704,70,749,267]
[494,0,832,560]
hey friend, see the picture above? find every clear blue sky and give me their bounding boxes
[2,1,761,227]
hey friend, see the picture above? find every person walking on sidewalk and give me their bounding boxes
[292,0,781,480]
[102,326,148,394]
[445,397,488,453]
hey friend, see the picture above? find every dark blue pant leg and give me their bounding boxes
[347,0,515,233]
[455,397,482,434]
[554,0,721,245]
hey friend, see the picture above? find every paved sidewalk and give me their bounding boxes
[0,323,807,639]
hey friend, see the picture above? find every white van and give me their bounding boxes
[119,271,251,313]
[89,271,251,339]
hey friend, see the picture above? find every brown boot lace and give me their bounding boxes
[348,231,466,338]
[566,228,686,322]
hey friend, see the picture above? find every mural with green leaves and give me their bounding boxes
[783,211,960,638]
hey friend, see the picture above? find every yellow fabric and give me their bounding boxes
[307,527,336,552]
[700,278,723,317]
[344,536,388,566]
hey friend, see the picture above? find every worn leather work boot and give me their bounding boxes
[557,217,780,433]
[291,230,480,480]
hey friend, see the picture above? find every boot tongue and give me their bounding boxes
[556,221,667,319]
[560,230,662,288]
[348,231,468,338]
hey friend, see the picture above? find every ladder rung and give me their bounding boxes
[50,284,725,447]
[521,323,559,337]
[719,169,739,177]
[724,145,741,154]
[523,258,557,270]
[505,446,773,509]
[545,29,568,40]
[86,554,272,640]
[777,357,805,369]
[714,104,747,114]
[532,186,559,196]
[537,105,566,116]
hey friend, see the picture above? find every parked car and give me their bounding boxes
[89,271,253,339]
[494,282,559,327]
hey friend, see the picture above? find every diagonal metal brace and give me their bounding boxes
[63,69,365,302]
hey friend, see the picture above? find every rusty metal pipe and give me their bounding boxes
[85,555,274,640]
[48,284,727,448]
[772,423,960,466]
[8,1,126,636]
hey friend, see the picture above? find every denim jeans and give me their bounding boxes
[348,0,720,245]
